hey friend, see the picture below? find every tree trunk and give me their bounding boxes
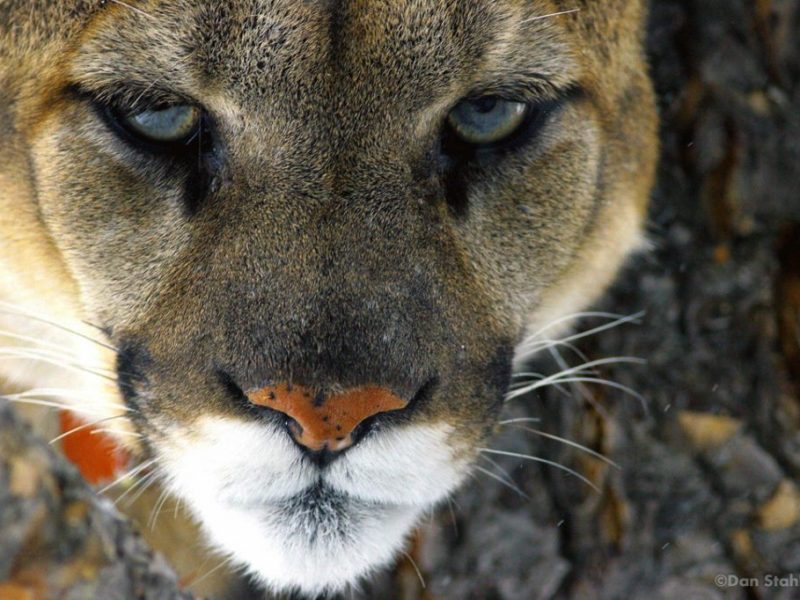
[1,1,799,599]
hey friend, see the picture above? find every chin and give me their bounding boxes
[157,417,469,596]
[193,492,421,595]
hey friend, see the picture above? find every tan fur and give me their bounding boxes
[0,0,658,592]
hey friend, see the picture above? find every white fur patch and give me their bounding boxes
[158,417,467,596]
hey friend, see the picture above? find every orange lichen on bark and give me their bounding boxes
[58,411,127,485]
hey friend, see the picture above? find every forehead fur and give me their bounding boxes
[69,1,580,111]
[2,2,649,139]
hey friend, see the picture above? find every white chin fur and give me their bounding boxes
[158,417,467,595]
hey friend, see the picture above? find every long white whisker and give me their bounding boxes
[49,415,126,444]
[521,312,645,353]
[498,417,542,425]
[524,311,638,342]
[548,344,604,409]
[478,448,600,492]
[121,469,161,508]
[502,425,620,469]
[0,353,117,382]
[13,387,111,401]
[108,0,156,20]
[517,376,647,409]
[1,397,108,417]
[187,555,238,590]
[446,498,459,536]
[0,330,96,356]
[92,428,142,438]
[97,458,156,495]
[0,346,117,375]
[477,455,530,499]
[506,357,645,400]
[0,302,116,351]
[521,8,580,24]
[473,465,528,499]
[148,487,172,530]
[401,551,426,590]
[7,388,134,414]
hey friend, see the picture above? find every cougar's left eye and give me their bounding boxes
[118,105,202,145]
[447,97,528,145]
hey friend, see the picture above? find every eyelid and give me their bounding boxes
[464,80,581,105]
[68,82,196,115]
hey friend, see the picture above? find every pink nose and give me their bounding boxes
[246,383,409,452]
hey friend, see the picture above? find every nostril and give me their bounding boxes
[246,383,413,454]
[217,369,288,426]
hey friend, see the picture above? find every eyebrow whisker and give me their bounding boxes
[108,0,156,21]
[520,8,580,25]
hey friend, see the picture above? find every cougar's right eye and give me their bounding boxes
[447,97,529,146]
[116,104,202,145]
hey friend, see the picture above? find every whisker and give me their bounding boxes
[11,387,114,401]
[520,376,648,410]
[0,346,117,375]
[498,417,542,425]
[521,8,580,24]
[476,456,529,499]
[501,425,620,469]
[97,458,156,495]
[0,302,117,351]
[446,498,459,536]
[478,448,600,492]
[548,344,600,406]
[186,555,238,590]
[1,396,108,417]
[521,312,646,354]
[480,454,518,485]
[92,428,142,438]
[0,353,117,382]
[473,465,528,499]
[523,311,638,342]
[147,487,172,530]
[121,469,161,508]
[108,0,156,20]
[49,415,126,444]
[0,330,96,356]
[173,495,184,520]
[506,357,646,400]
[401,551,426,590]
[10,388,132,412]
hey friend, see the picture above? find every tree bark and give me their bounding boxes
[0,405,192,600]
[1,1,799,599]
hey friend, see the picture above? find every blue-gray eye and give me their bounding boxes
[447,97,528,145]
[121,105,201,143]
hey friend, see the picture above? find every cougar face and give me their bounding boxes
[0,0,657,594]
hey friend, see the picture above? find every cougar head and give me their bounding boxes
[0,0,657,594]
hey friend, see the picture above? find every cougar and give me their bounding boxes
[0,0,658,595]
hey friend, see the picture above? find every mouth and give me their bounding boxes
[230,481,391,523]
[258,483,393,544]
[157,415,468,594]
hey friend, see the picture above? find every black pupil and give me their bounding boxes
[473,97,498,114]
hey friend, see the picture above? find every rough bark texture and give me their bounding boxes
[0,406,192,600]
[1,1,799,599]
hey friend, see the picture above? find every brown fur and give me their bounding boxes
[0,0,658,592]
